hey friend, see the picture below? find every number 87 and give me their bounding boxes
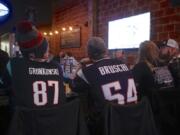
[33,81,59,106]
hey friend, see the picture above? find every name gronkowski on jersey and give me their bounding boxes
[81,58,137,105]
[10,58,66,108]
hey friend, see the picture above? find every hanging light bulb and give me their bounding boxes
[62,27,66,31]
[49,32,53,36]
[69,26,73,31]
[54,30,59,34]
[43,32,47,36]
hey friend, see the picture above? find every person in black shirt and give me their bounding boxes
[0,49,9,88]
[73,37,138,135]
[159,39,180,88]
[132,41,174,100]
[1,20,66,109]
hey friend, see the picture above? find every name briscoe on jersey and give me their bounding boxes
[29,68,59,75]
[98,64,129,75]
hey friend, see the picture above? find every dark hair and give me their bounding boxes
[137,40,160,66]
[87,37,107,60]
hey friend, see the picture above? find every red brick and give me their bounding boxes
[160,0,169,8]
[165,8,175,15]
[158,32,169,40]
[150,2,160,10]
[155,25,164,33]
[152,10,165,18]
[163,24,175,32]
[175,23,180,31]
[161,16,171,24]
[151,18,162,25]
[169,32,178,39]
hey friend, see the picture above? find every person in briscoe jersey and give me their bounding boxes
[1,21,66,109]
[73,37,138,135]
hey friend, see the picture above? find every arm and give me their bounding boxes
[72,69,90,94]
[1,61,12,89]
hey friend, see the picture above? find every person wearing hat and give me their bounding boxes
[73,37,138,135]
[1,20,66,109]
[159,39,179,64]
[158,38,180,87]
[162,39,180,88]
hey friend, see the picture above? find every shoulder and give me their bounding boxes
[133,62,148,69]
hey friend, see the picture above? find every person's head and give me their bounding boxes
[15,20,49,59]
[66,52,73,57]
[87,37,107,61]
[159,39,179,61]
[138,40,159,65]
[59,51,66,58]
[115,50,124,59]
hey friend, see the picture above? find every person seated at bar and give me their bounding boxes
[159,39,180,88]
[1,20,66,109]
[73,37,138,135]
[132,41,174,100]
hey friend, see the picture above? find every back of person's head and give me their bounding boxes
[59,51,66,58]
[87,37,107,61]
[138,40,159,65]
[15,20,49,59]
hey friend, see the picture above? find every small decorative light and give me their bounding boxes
[49,32,53,36]
[69,26,73,31]
[62,27,66,31]
[43,32,47,35]
[54,30,59,34]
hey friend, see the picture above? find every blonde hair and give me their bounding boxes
[137,40,160,66]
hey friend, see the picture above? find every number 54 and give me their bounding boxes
[101,79,137,104]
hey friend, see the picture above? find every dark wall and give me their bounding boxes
[0,0,53,35]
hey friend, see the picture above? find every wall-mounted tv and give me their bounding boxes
[108,12,150,50]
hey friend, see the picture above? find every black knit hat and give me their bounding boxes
[15,20,48,58]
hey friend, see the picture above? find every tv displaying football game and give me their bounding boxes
[108,12,150,50]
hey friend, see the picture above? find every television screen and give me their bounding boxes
[108,12,150,50]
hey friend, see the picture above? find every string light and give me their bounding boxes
[43,32,47,36]
[62,27,66,31]
[49,32,53,36]
[54,30,59,34]
[69,26,73,31]
[42,25,80,37]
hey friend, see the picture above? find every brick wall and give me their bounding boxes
[52,0,180,61]
[97,0,180,45]
[51,0,89,60]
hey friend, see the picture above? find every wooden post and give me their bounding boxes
[88,0,98,37]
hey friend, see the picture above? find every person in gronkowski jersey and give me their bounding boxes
[1,21,66,109]
[73,37,138,135]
